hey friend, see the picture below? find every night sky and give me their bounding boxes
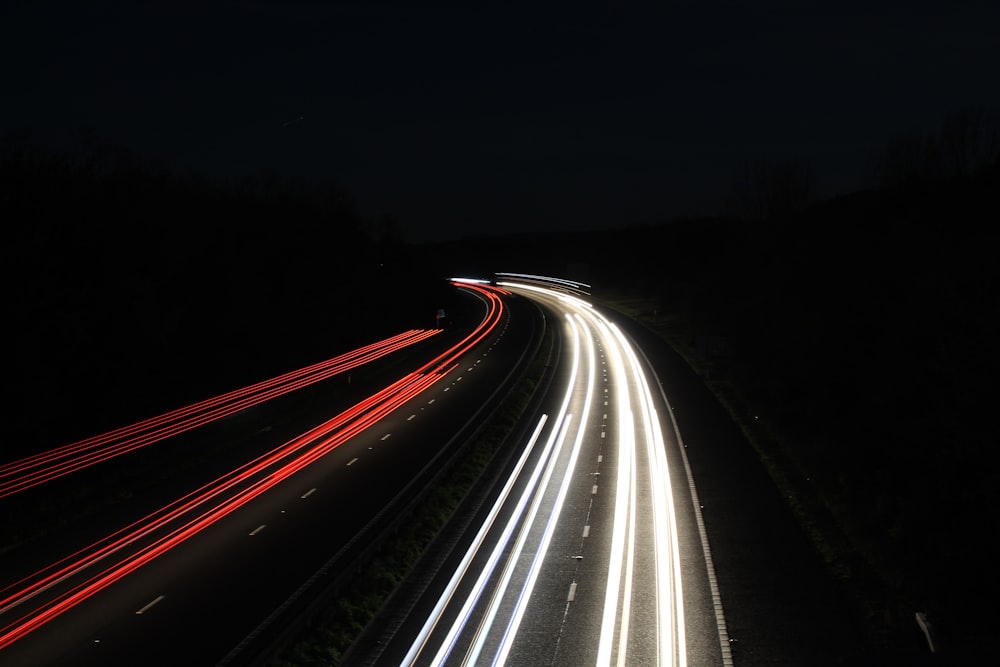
[3,0,999,241]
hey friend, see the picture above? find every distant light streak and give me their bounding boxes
[495,273,591,296]
[449,277,492,284]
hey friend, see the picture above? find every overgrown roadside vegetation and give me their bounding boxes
[266,313,555,667]
[598,293,887,632]
[590,164,1000,661]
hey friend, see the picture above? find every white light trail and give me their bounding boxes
[449,277,493,285]
[431,315,584,666]
[494,272,591,294]
[523,282,687,667]
[490,313,597,666]
[400,415,549,666]
[613,321,688,666]
[465,410,574,666]
[596,316,634,667]
[404,279,688,666]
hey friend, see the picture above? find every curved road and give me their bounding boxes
[355,277,730,666]
[0,281,540,667]
[3,273,876,666]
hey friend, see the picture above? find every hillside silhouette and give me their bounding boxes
[2,136,453,458]
[432,125,999,661]
[4,117,998,661]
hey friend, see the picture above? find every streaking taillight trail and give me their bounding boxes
[0,281,506,652]
[0,329,441,498]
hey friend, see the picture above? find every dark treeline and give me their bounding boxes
[2,137,452,459]
[636,169,999,661]
[4,112,997,659]
[437,116,999,660]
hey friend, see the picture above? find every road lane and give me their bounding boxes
[378,277,727,666]
[0,281,539,667]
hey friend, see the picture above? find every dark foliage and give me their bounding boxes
[4,112,997,659]
[432,145,1000,659]
[2,140,452,459]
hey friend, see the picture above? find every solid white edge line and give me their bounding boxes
[632,328,734,667]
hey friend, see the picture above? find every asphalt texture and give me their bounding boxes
[345,295,946,667]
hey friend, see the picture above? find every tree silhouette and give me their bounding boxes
[726,158,815,220]
[876,107,999,189]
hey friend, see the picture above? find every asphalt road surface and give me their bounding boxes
[0,282,540,667]
[348,277,901,666]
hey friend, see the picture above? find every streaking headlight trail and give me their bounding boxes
[400,277,690,666]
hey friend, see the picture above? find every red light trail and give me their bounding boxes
[0,329,440,499]
[0,282,506,652]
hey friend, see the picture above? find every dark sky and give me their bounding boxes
[3,0,999,241]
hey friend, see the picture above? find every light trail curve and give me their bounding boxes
[393,277,704,666]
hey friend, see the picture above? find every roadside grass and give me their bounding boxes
[596,291,897,644]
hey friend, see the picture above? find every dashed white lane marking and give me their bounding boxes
[407,414,416,421]
[249,525,266,536]
[301,488,317,499]
[347,458,359,466]
[136,595,165,615]
[567,582,577,602]
[582,525,590,538]
[591,485,598,495]
[428,399,436,404]
[381,433,392,441]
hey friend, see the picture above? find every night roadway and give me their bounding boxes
[0,276,878,666]
[350,277,728,666]
[0,282,533,666]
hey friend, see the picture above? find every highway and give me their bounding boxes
[2,274,733,666]
[0,280,540,666]
[357,275,731,667]
[0,329,443,500]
